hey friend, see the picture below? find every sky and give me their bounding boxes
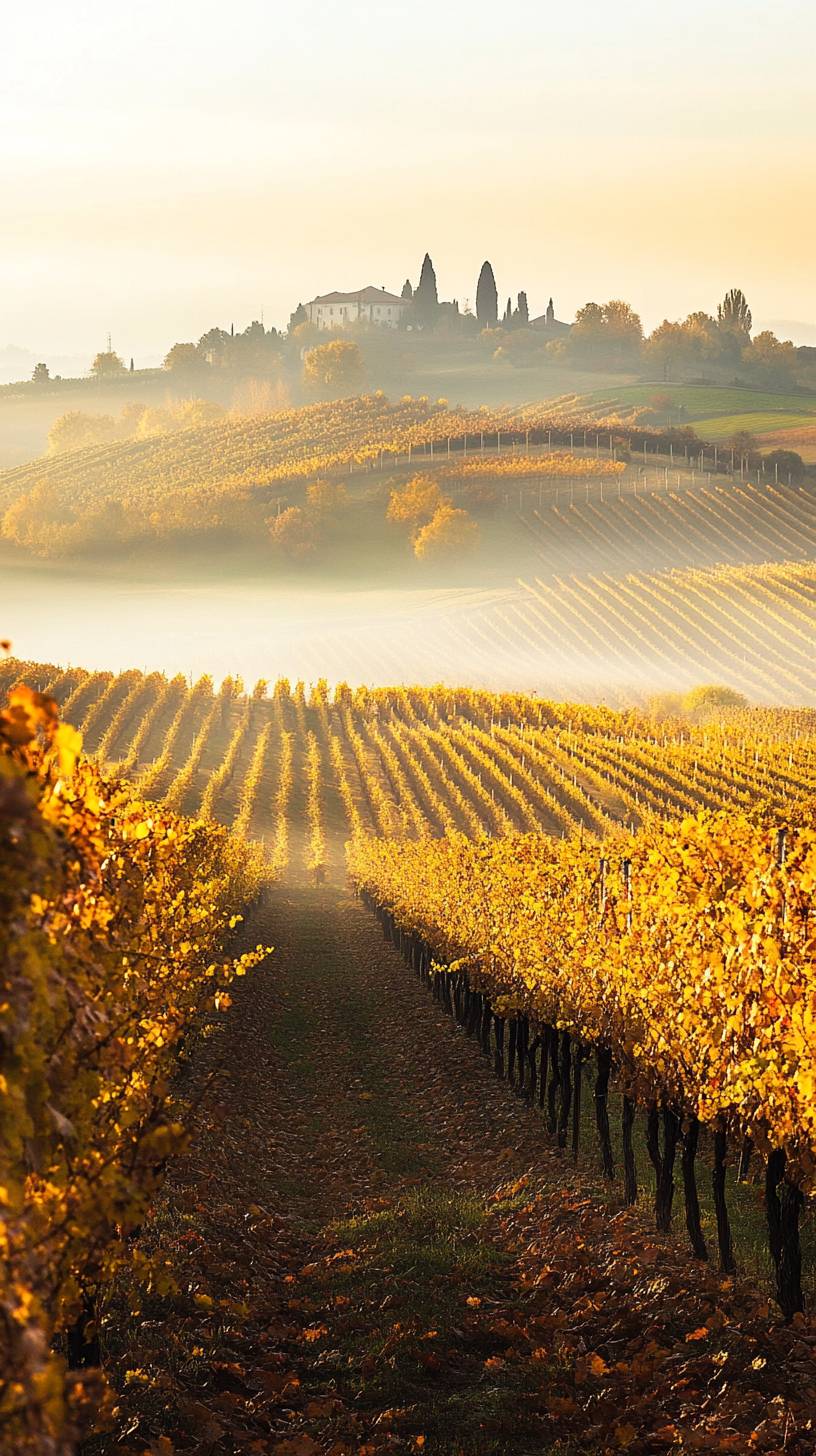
[3,0,815,361]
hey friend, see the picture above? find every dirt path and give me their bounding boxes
[101,882,816,1456]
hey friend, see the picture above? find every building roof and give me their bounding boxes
[530,314,570,332]
[310,286,407,306]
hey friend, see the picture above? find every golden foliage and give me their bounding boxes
[412,503,479,559]
[349,814,816,1191]
[0,682,268,1447]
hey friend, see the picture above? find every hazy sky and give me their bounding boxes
[4,0,815,359]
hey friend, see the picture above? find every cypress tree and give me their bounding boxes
[401,279,413,300]
[414,254,438,327]
[476,261,498,328]
[517,291,529,326]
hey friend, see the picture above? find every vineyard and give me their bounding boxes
[0,393,647,555]
[4,655,816,1451]
[8,656,816,869]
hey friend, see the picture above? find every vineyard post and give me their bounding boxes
[680,1117,708,1260]
[712,1129,736,1273]
[517,1015,528,1094]
[480,999,492,1056]
[546,1027,560,1133]
[571,1042,584,1160]
[508,1018,518,1083]
[594,1046,614,1179]
[493,1015,505,1078]
[557,1030,572,1149]
[539,1026,550,1110]
[622,1095,638,1203]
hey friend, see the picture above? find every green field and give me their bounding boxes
[583,380,816,418]
[689,408,816,440]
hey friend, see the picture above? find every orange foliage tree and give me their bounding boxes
[412,503,480,559]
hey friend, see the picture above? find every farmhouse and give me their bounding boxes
[306,286,409,330]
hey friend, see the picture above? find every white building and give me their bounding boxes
[306,286,409,331]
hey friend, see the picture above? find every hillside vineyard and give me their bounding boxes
[8,660,816,856]
[6,657,816,1320]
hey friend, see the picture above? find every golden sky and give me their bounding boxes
[4,0,815,357]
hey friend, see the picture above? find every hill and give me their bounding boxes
[0,392,646,558]
[583,380,816,459]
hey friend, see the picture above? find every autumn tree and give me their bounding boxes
[476,261,498,329]
[164,341,200,370]
[742,330,796,385]
[268,505,318,559]
[90,349,126,377]
[681,683,749,718]
[288,302,307,332]
[32,361,49,383]
[306,478,348,518]
[47,410,118,454]
[569,300,643,366]
[717,287,752,337]
[414,253,439,328]
[413,503,480,559]
[386,474,446,528]
[303,339,364,394]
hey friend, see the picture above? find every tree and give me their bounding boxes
[569,300,642,366]
[386,474,445,528]
[31,362,49,384]
[681,684,749,718]
[401,279,413,300]
[763,448,804,482]
[198,327,231,362]
[90,350,125,377]
[163,342,199,371]
[288,303,307,333]
[306,479,348,518]
[413,503,480,560]
[414,253,439,328]
[516,291,529,327]
[47,411,117,454]
[268,505,318,559]
[717,288,752,337]
[503,297,513,326]
[476,261,498,329]
[742,330,796,385]
[302,340,364,394]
